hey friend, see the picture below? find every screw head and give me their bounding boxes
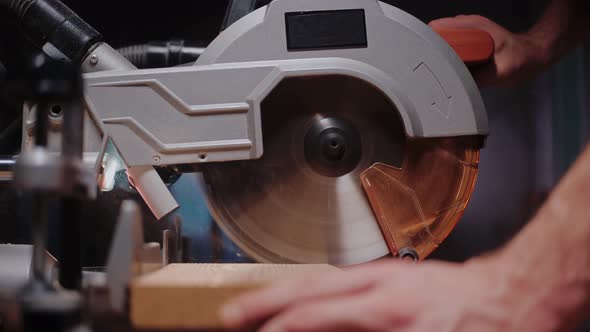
[153,156,161,164]
[89,54,98,65]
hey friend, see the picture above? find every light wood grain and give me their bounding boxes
[130,263,338,330]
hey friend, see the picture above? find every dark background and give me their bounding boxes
[0,0,548,69]
[61,0,545,47]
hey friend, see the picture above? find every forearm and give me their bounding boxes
[527,0,590,66]
[496,144,590,330]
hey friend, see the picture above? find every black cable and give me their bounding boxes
[3,0,102,64]
[117,40,205,68]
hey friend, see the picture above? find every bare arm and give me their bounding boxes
[529,0,590,65]
[430,0,590,87]
[495,144,590,330]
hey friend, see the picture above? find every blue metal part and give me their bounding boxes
[169,174,253,263]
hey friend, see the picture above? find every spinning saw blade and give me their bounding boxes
[201,76,481,265]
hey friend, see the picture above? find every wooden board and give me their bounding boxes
[130,264,338,330]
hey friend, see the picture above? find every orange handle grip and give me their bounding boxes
[433,28,494,66]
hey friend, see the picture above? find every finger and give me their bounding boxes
[221,261,397,328]
[221,270,370,328]
[258,293,405,332]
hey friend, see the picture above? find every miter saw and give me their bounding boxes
[0,0,496,330]
[13,0,491,266]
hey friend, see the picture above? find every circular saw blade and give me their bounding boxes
[201,76,406,265]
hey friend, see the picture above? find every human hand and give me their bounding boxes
[430,15,548,87]
[220,257,558,332]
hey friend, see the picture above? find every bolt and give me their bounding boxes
[153,156,161,164]
[398,247,419,262]
[49,105,63,118]
[89,54,98,65]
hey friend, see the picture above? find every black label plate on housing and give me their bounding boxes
[285,9,367,51]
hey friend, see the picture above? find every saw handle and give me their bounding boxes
[433,28,494,66]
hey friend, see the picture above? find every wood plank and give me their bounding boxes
[130,264,338,330]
